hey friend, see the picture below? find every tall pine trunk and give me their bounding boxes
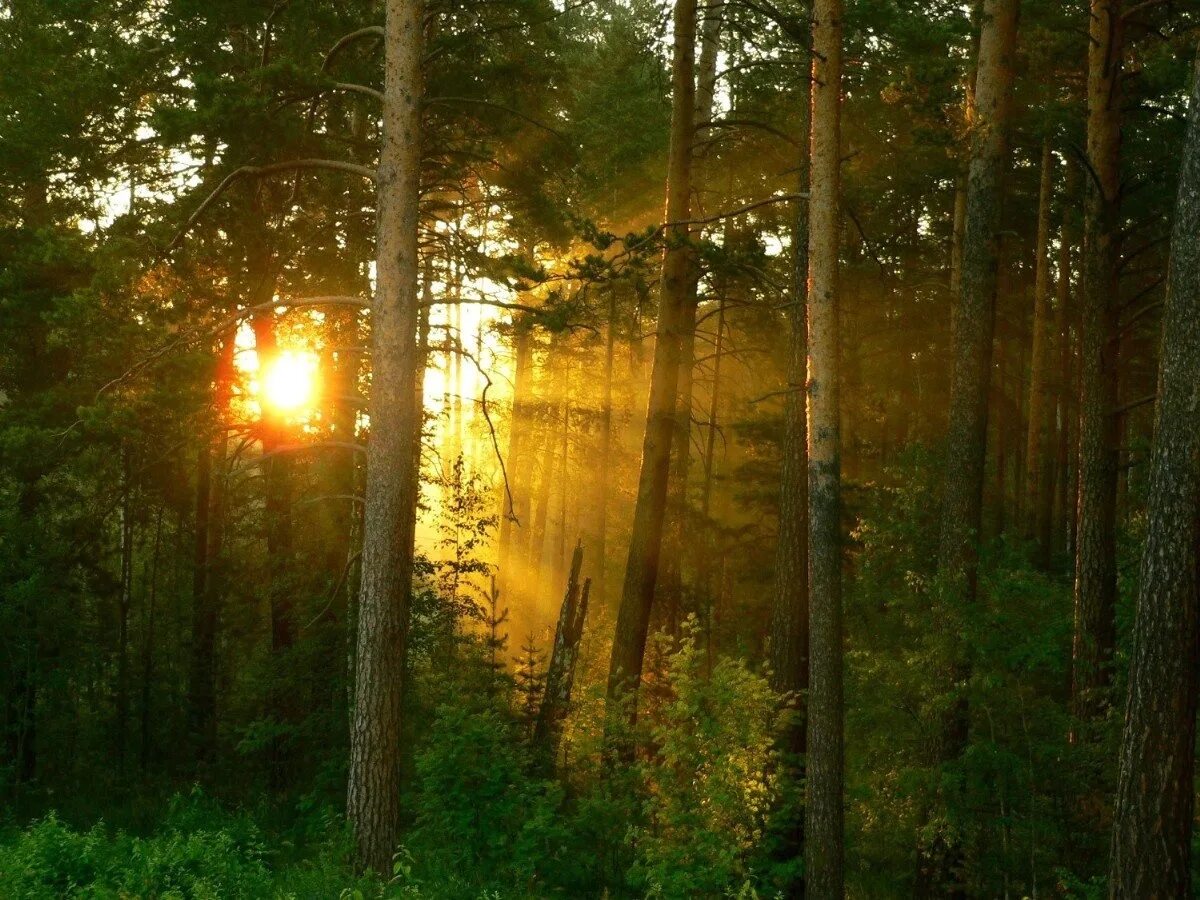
[1073,0,1122,727]
[1108,47,1200,899]
[606,0,696,724]
[661,0,722,630]
[766,16,810,893]
[923,0,1018,892]
[347,0,425,873]
[804,1,845,895]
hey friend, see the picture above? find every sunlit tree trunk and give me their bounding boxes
[1108,48,1200,898]
[498,317,534,600]
[592,293,617,605]
[923,0,1018,892]
[1073,0,1122,728]
[1024,140,1054,562]
[804,1,844,896]
[529,349,563,583]
[347,0,425,873]
[606,0,696,726]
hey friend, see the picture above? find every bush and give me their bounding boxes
[632,619,786,898]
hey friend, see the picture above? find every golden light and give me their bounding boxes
[260,350,319,414]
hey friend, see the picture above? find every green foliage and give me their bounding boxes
[406,687,565,895]
[632,620,786,898]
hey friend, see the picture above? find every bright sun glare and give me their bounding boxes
[261,351,319,413]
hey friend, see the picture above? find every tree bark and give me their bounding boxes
[347,0,425,874]
[1108,47,1200,899]
[606,0,696,725]
[661,0,722,632]
[1073,0,1122,727]
[923,0,1019,892]
[804,2,845,897]
[1024,140,1054,562]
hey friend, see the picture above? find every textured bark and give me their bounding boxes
[936,0,1017,626]
[1073,0,1122,727]
[661,1,721,630]
[769,27,811,757]
[950,175,967,300]
[1024,140,1054,560]
[1108,48,1200,899]
[924,0,1018,892]
[804,1,844,897]
[533,542,590,766]
[605,0,696,723]
[347,0,424,874]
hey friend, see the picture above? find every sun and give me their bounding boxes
[260,350,319,414]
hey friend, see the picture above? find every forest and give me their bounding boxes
[1,0,1199,896]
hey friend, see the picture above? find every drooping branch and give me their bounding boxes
[322,25,385,73]
[698,117,804,149]
[166,160,377,252]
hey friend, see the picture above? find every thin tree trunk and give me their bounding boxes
[139,508,162,772]
[923,0,1019,892]
[804,2,845,896]
[593,293,617,605]
[498,318,534,600]
[347,0,425,873]
[1053,162,1077,556]
[1024,140,1054,562]
[253,312,296,791]
[188,334,233,761]
[606,0,696,725]
[1073,0,1122,727]
[1108,48,1200,898]
[115,448,133,774]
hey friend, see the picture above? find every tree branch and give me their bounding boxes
[322,25,385,73]
[167,160,377,252]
